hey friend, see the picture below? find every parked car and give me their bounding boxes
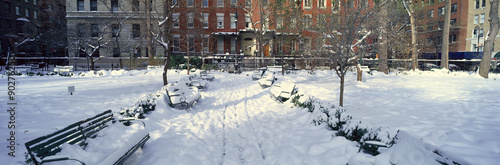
[422,63,439,71]
[449,64,460,71]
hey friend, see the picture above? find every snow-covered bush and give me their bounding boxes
[291,94,395,156]
[120,92,163,119]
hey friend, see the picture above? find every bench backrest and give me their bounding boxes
[25,110,115,164]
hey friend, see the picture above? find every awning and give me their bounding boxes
[212,32,239,36]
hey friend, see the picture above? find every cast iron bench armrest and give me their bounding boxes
[40,156,85,165]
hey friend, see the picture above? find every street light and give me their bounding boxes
[234,4,239,72]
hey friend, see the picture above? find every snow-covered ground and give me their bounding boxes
[1,69,499,164]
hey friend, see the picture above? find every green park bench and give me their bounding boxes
[25,110,150,165]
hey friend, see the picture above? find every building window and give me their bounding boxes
[217,13,224,29]
[16,6,20,15]
[187,13,194,28]
[291,18,296,28]
[133,24,140,38]
[476,0,480,9]
[17,22,24,33]
[217,37,224,53]
[173,13,179,28]
[34,0,37,5]
[304,0,311,8]
[77,0,84,11]
[90,0,97,11]
[25,0,29,3]
[132,0,139,11]
[449,35,456,43]
[5,2,10,13]
[482,0,486,8]
[203,0,208,7]
[428,9,434,18]
[318,0,325,8]
[474,15,479,24]
[203,35,209,52]
[450,19,456,26]
[111,0,119,11]
[245,14,252,28]
[173,36,180,52]
[187,0,194,7]
[304,15,312,28]
[277,17,283,29]
[218,0,224,7]
[473,28,478,38]
[438,6,444,16]
[33,10,37,19]
[113,48,120,57]
[112,24,119,37]
[480,13,485,23]
[91,24,99,37]
[231,0,237,6]
[479,28,484,37]
[451,4,457,13]
[172,0,178,6]
[230,14,236,29]
[25,8,30,18]
[203,13,209,29]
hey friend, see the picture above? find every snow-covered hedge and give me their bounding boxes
[291,94,395,156]
[120,90,165,119]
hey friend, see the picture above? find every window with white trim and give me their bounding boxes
[173,13,179,28]
[217,13,224,29]
[474,15,479,24]
[218,0,224,7]
[230,14,236,29]
[203,13,209,29]
[304,0,311,8]
[480,13,485,24]
[187,13,194,28]
[173,35,180,52]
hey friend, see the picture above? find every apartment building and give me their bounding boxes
[466,0,500,52]
[417,0,468,53]
[0,0,42,57]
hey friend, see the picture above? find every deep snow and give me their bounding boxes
[1,69,499,164]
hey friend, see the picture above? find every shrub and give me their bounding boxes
[120,92,163,119]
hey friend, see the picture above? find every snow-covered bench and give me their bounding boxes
[251,70,263,80]
[14,65,32,73]
[54,65,74,73]
[165,83,201,110]
[258,73,276,88]
[179,75,208,90]
[25,110,150,165]
[270,82,297,103]
[199,70,215,81]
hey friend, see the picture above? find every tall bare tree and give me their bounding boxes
[377,0,389,74]
[402,0,418,71]
[479,0,500,78]
[440,0,450,69]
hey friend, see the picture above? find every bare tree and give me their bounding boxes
[316,0,378,106]
[440,0,450,69]
[479,0,500,78]
[377,0,389,74]
[402,0,418,71]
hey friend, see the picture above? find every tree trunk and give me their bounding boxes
[409,3,418,71]
[377,0,388,74]
[441,0,450,69]
[146,0,154,66]
[479,0,500,78]
[163,53,171,85]
[339,75,344,107]
[357,65,362,81]
[89,56,95,70]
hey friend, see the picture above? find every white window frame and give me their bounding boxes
[480,13,485,24]
[173,13,180,28]
[217,13,224,29]
[25,8,29,18]
[187,13,194,28]
[203,13,209,29]
[173,35,180,52]
[245,14,252,29]
[303,0,311,9]
[33,10,37,19]
[16,6,20,15]
[318,0,326,8]
[474,15,479,24]
[203,34,210,53]
[277,17,283,29]
[187,0,194,7]
[230,13,236,29]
